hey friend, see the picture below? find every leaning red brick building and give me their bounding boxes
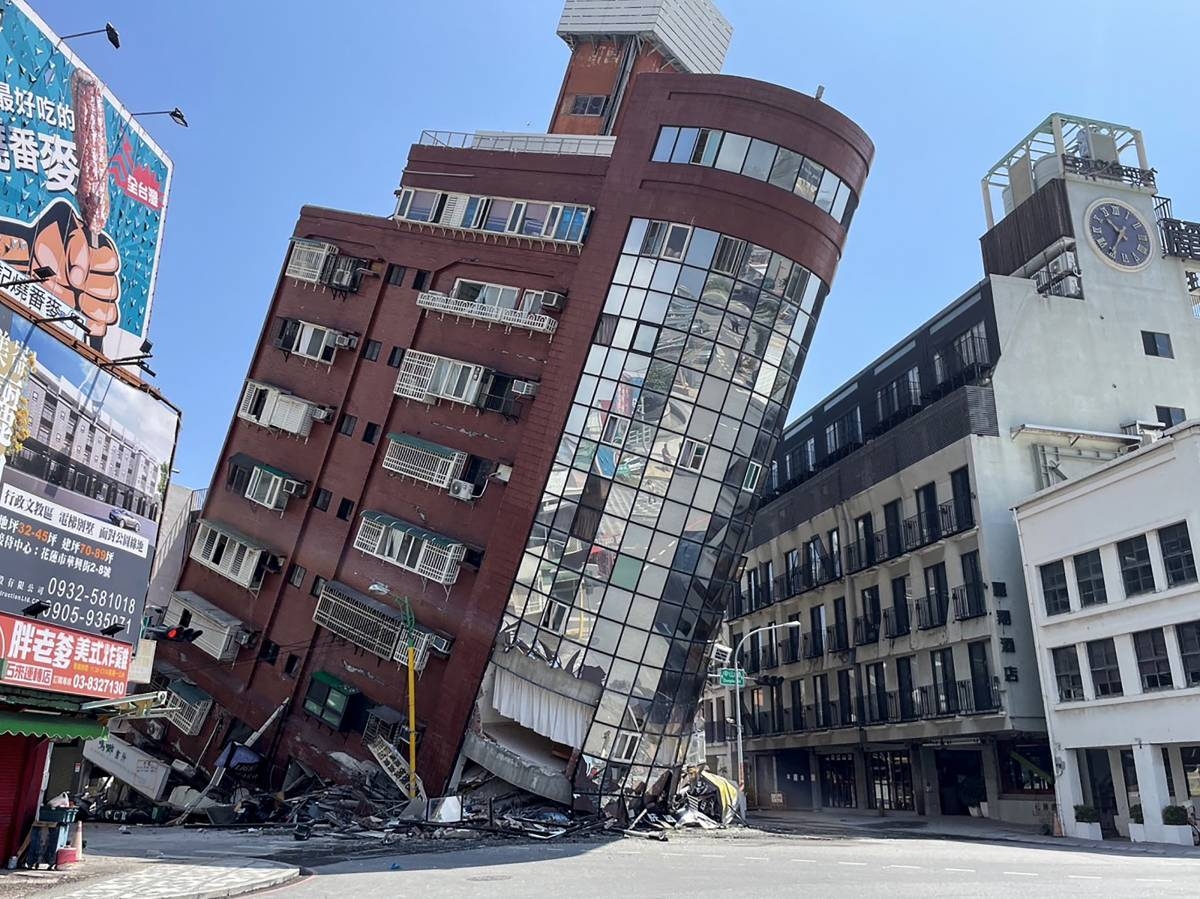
[149,0,872,810]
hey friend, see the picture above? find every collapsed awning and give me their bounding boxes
[0,710,106,740]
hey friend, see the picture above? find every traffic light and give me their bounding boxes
[145,624,203,643]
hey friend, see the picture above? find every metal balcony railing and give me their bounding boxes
[952,582,988,621]
[417,291,558,335]
[1062,153,1155,189]
[419,129,616,157]
[853,614,880,645]
[915,591,949,630]
[826,623,850,653]
[846,538,876,573]
[802,632,824,659]
[882,605,911,639]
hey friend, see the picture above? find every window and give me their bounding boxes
[1159,522,1197,587]
[1155,405,1186,428]
[1117,534,1155,596]
[1087,638,1123,697]
[997,741,1054,795]
[651,126,678,162]
[275,318,343,363]
[1073,549,1107,607]
[540,599,570,634]
[678,439,708,472]
[610,731,641,764]
[336,498,355,521]
[1141,331,1173,358]
[303,673,357,730]
[244,465,294,511]
[362,422,381,445]
[285,239,335,282]
[387,346,404,368]
[353,514,466,585]
[385,263,407,286]
[742,461,761,492]
[190,521,268,590]
[225,457,253,494]
[1052,646,1084,702]
[396,189,443,223]
[394,350,487,406]
[287,563,307,588]
[711,236,745,275]
[382,434,468,488]
[1039,561,1071,616]
[413,270,431,291]
[741,138,777,181]
[453,278,521,309]
[714,132,750,173]
[310,575,327,598]
[313,488,332,512]
[283,654,300,677]
[258,639,280,665]
[824,407,862,455]
[600,415,630,447]
[800,437,816,474]
[1133,628,1173,691]
[1178,620,1200,687]
[570,94,607,116]
[362,339,382,362]
[337,413,358,437]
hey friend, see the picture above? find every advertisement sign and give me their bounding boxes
[83,733,170,800]
[0,309,179,647]
[0,0,173,361]
[0,609,131,700]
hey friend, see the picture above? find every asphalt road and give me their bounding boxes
[282,831,1200,898]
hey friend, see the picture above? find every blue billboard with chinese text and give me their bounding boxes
[0,0,172,360]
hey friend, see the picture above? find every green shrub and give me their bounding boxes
[1130,804,1143,824]
[1073,804,1100,823]
[1162,805,1189,826]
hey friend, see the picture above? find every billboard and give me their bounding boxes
[0,0,173,361]
[83,734,170,799]
[0,306,179,654]
[0,610,131,700]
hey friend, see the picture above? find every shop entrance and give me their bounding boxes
[934,748,985,815]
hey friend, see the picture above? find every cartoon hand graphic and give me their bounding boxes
[30,199,121,339]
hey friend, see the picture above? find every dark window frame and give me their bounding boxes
[1159,521,1197,588]
[362,339,382,362]
[1117,534,1156,597]
[1040,560,1071,616]
[337,413,358,437]
[1052,645,1084,702]
[336,497,355,521]
[1141,330,1174,358]
[1087,638,1123,697]
[1177,620,1200,688]
[287,563,307,588]
[1073,549,1107,607]
[313,488,332,512]
[1133,628,1174,691]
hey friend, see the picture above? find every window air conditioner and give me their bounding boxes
[710,643,732,667]
[512,380,539,397]
[328,265,359,289]
[1057,275,1082,297]
[334,333,358,350]
[539,292,566,312]
[429,634,453,655]
[282,479,308,497]
[310,405,334,422]
[448,479,476,501]
[1048,251,1077,276]
[234,629,258,647]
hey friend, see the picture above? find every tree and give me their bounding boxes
[157,460,171,496]
[5,396,30,459]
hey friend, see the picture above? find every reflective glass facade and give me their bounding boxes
[501,216,828,811]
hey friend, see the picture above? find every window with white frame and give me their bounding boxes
[639,221,691,260]
[394,350,488,406]
[395,188,444,223]
[570,94,607,116]
[678,439,708,472]
[742,461,762,492]
[610,730,641,763]
[276,318,344,364]
[382,434,468,488]
[540,599,570,634]
[397,189,591,244]
[600,415,630,447]
[190,521,269,590]
[245,466,286,510]
[353,514,466,585]
[285,239,336,283]
[711,235,746,275]
[237,380,316,436]
[452,279,521,309]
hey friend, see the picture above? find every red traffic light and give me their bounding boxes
[146,625,203,643]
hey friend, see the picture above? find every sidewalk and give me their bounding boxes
[747,807,1200,857]
[0,825,301,899]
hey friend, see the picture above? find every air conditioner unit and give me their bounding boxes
[540,291,566,312]
[282,479,308,497]
[448,479,475,501]
[234,629,258,647]
[334,333,358,350]
[1056,275,1082,297]
[1048,251,1077,276]
[429,634,453,655]
[512,380,539,397]
[327,265,359,289]
[145,720,165,740]
[310,405,334,422]
[710,643,732,666]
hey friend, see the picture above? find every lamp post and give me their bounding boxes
[133,108,189,128]
[731,621,802,793]
[61,24,121,49]
[0,266,55,290]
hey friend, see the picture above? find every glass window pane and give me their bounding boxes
[741,139,777,181]
[795,158,823,202]
[714,133,750,173]
[768,147,803,191]
[815,168,840,212]
[670,127,699,164]
[692,129,722,166]
[652,127,678,163]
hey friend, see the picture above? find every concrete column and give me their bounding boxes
[1132,742,1172,842]
[1064,557,1082,612]
[1077,641,1098,700]
[1098,544,1125,604]
[1146,531,1168,594]
[1057,748,1090,837]
[812,754,825,811]
[1165,625,1188,690]
[909,745,927,815]
[980,740,1001,817]
[1109,747,1131,836]
[1113,634,1143,695]
[919,745,942,816]
[853,748,871,811]
[1167,745,1188,805]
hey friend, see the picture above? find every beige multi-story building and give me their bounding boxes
[709,113,1200,827]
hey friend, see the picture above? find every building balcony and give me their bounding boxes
[1062,152,1155,189]
[882,606,910,639]
[1153,198,1200,261]
[802,632,824,660]
[915,591,949,630]
[313,580,436,669]
[416,290,558,335]
[952,582,988,621]
[852,614,880,646]
[825,623,850,654]
[419,129,615,158]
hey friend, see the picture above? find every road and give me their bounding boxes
[281,830,1200,898]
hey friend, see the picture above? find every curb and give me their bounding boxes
[165,862,301,899]
[45,857,302,899]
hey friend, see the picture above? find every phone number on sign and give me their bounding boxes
[71,674,124,695]
[46,578,138,613]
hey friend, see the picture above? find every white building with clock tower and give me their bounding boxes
[718,112,1200,833]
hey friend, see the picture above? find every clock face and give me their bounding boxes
[1086,201,1152,269]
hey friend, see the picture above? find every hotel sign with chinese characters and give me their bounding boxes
[0,610,131,700]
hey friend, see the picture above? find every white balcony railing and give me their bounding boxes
[416,291,557,335]
[419,130,615,157]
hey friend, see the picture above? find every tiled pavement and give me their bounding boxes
[41,856,299,899]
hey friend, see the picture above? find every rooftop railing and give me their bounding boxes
[418,130,616,157]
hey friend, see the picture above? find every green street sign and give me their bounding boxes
[718,668,745,688]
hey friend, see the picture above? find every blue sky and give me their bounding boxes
[33,0,1200,488]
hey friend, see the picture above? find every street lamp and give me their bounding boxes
[133,108,188,128]
[61,24,121,50]
[731,621,802,793]
[1,266,55,290]
[369,581,419,799]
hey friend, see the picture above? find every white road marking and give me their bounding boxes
[743,856,768,861]
[944,868,975,873]
[791,859,816,863]
[838,861,868,867]
[700,854,726,859]
[1067,875,1101,880]
[1136,879,1172,884]
[887,865,922,870]
[1003,871,1038,877]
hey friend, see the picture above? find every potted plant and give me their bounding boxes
[1160,805,1194,845]
[962,776,988,817]
[1073,804,1103,840]
[1128,804,1145,842]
